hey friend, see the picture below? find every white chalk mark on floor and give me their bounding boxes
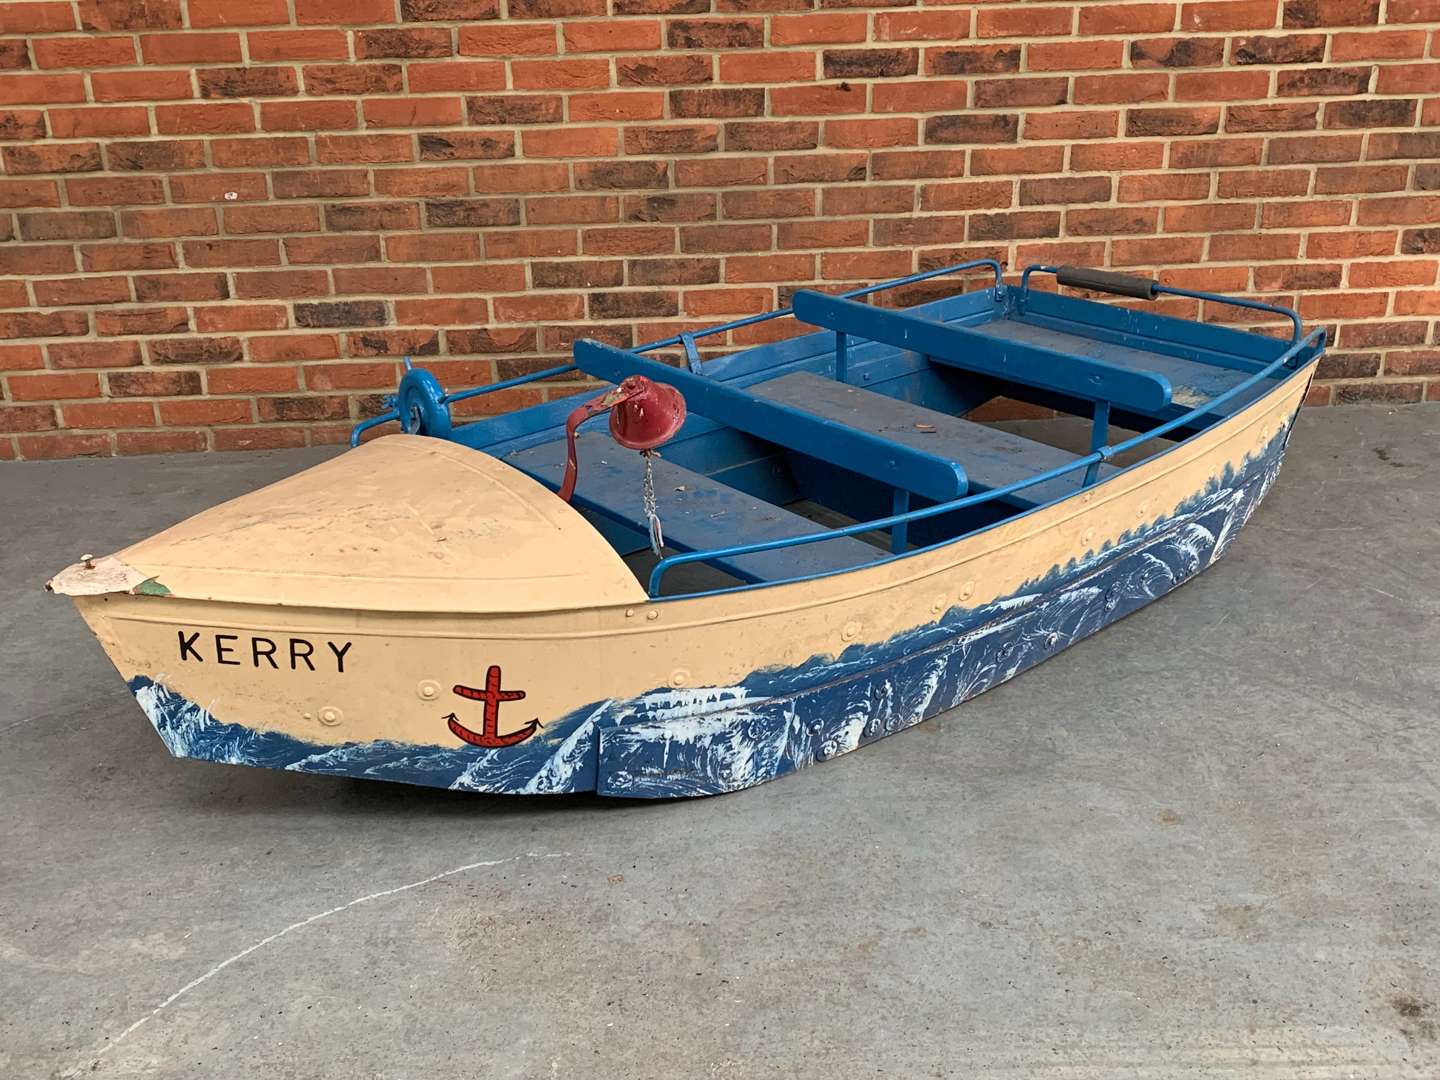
[64,850,570,1077]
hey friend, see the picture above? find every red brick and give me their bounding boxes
[771,13,866,45]
[249,333,342,362]
[93,69,192,101]
[194,304,288,332]
[374,165,469,195]
[1331,30,1428,60]
[1080,3,1176,33]
[0,109,52,139]
[159,398,253,424]
[3,142,102,173]
[18,209,116,240]
[33,35,135,67]
[873,79,968,114]
[824,117,916,149]
[0,73,87,103]
[7,372,101,400]
[303,63,404,96]
[1349,260,1437,288]
[616,55,710,87]
[468,161,566,193]
[0,179,60,208]
[523,126,618,157]
[770,83,866,116]
[116,430,207,454]
[214,426,307,451]
[294,0,397,23]
[0,3,75,33]
[64,401,156,428]
[563,19,657,52]
[0,404,58,433]
[1307,230,1397,258]
[718,51,815,84]
[94,306,189,335]
[725,253,815,283]
[461,23,558,55]
[286,234,383,263]
[207,366,302,393]
[1175,70,1271,100]
[1181,1,1277,31]
[16,433,112,458]
[970,145,1065,175]
[1026,40,1126,70]
[875,11,970,41]
[407,60,507,91]
[1074,74,1169,105]
[141,31,243,63]
[33,275,132,306]
[0,243,72,274]
[395,297,492,324]
[316,133,414,163]
[48,339,143,367]
[106,369,201,395]
[364,96,464,127]
[133,272,229,301]
[512,58,611,89]
[121,207,217,238]
[81,242,176,272]
[248,29,350,60]
[212,136,311,166]
[1026,110,1119,140]
[235,269,333,299]
[156,102,256,135]
[976,6,1073,37]
[570,91,666,121]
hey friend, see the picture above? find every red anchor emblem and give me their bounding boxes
[446,666,540,748]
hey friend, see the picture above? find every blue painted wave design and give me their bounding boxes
[128,422,1291,798]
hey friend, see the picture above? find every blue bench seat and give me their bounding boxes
[753,372,1119,509]
[505,433,886,584]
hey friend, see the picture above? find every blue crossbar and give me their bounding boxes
[792,290,1173,414]
[573,339,969,502]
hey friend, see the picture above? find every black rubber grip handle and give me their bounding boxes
[1055,265,1159,300]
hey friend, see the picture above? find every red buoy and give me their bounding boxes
[558,376,687,503]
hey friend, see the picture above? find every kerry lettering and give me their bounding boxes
[177,630,352,673]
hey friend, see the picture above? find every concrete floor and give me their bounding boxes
[3,405,1439,1079]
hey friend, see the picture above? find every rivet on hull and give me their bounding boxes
[417,680,440,701]
[319,706,343,727]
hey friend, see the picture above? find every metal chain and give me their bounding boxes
[641,449,664,556]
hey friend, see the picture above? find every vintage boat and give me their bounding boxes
[49,262,1325,798]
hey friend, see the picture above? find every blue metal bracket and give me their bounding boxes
[678,332,703,374]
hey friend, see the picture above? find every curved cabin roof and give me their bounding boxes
[48,435,647,613]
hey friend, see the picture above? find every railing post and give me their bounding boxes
[890,488,909,553]
[1084,399,1110,487]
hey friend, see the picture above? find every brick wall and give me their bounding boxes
[1,0,1438,460]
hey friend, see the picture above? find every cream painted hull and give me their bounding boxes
[69,370,1311,797]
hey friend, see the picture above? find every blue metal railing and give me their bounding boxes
[645,325,1325,598]
[1019,264,1304,343]
[350,258,1004,446]
[633,258,1004,355]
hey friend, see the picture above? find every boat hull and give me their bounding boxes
[73,370,1310,798]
